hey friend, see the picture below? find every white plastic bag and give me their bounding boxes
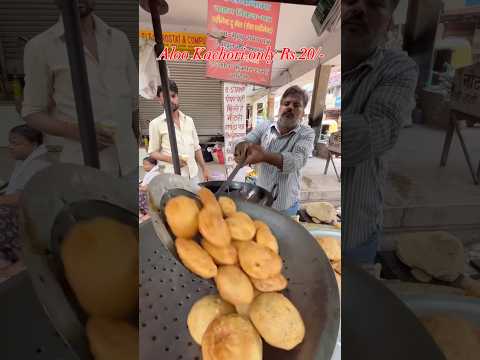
[139,39,161,100]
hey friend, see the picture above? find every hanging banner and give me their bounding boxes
[223,82,247,180]
[139,30,207,55]
[206,0,280,86]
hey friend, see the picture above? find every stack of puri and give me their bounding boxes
[315,236,341,288]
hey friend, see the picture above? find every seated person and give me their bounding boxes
[0,125,51,279]
[139,156,161,222]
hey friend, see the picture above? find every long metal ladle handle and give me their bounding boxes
[215,161,244,196]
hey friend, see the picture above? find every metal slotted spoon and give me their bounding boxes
[20,164,138,360]
[143,174,340,360]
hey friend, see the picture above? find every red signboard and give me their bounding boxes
[206,0,280,86]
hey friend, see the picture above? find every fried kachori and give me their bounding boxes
[250,273,288,292]
[234,289,261,317]
[201,239,238,265]
[202,314,262,360]
[187,295,235,345]
[86,317,138,360]
[198,187,223,216]
[256,226,279,254]
[253,220,270,231]
[225,212,256,242]
[249,292,305,350]
[218,196,237,217]
[61,217,138,319]
[232,240,253,252]
[215,265,254,305]
[164,195,199,238]
[175,238,217,279]
[198,208,231,247]
[238,241,282,279]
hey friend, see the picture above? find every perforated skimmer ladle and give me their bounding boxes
[20,164,138,360]
[144,174,340,360]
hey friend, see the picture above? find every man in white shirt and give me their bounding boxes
[148,80,209,183]
[21,0,138,176]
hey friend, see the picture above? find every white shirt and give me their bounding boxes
[6,145,51,195]
[148,111,201,178]
[141,165,161,186]
[21,15,138,176]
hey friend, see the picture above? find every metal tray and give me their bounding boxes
[400,293,480,327]
[141,195,340,360]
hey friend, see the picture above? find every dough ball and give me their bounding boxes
[164,196,199,238]
[199,209,232,247]
[238,241,282,280]
[61,217,138,319]
[201,239,238,265]
[215,265,254,305]
[187,295,235,345]
[175,238,217,279]
[249,292,305,350]
[219,196,237,217]
[202,314,262,360]
[86,317,138,360]
[226,212,256,242]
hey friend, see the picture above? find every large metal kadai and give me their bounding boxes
[141,174,340,360]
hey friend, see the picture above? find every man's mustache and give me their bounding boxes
[342,13,368,29]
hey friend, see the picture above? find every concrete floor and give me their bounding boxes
[382,124,480,249]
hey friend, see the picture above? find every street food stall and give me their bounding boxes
[2,1,341,360]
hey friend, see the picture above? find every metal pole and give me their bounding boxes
[149,0,181,175]
[62,0,100,168]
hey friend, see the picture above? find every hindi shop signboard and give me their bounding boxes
[139,30,207,55]
[450,63,480,117]
[223,82,247,181]
[206,0,281,86]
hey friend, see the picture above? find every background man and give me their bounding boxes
[22,0,138,176]
[342,0,419,263]
[235,85,315,216]
[148,80,209,183]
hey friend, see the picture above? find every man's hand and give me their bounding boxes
[245,144,266,165]
[201,167,210,181]
[62,122,114,151]
[234,141,250,164]
[96,127,115,150]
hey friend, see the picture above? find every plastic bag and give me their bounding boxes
[139,39,161,100]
